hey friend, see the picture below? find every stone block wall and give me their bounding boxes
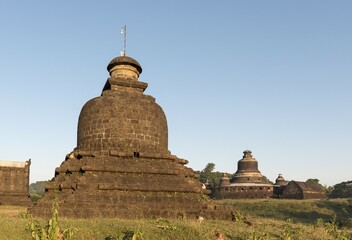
[77,82,168,155]
[0,160,31,206]
[213,185,273,199]
[29,151,231,219]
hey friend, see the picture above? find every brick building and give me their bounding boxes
[281,181,326,199]
[0,160,31,206]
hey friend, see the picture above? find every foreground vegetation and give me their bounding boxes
[1,198,351,240]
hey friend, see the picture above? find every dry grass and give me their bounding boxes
[0,205,27,217]
[0,199,351,240]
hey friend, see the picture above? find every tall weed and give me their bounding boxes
[27,202,77,240]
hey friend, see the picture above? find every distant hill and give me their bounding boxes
[29,181,48,202]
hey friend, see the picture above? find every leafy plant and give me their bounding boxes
[231,211,245,223]
[236,230,269,240]
[18,211,30,219]
[107,230,144,240]
[323,215,352,240]
[315,218,324,228]
[152,218,177,230]
[27,202,77,240]
[324,215,338,235]
[282,219,294,240]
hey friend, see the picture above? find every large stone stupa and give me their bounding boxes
[30,54,229,219]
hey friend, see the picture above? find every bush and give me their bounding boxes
[27,202,77,240]
[329,181,352,198]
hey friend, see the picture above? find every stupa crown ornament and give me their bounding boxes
[101,25,145,92]
[107,55,142,80]
[103,55,147,93]
[243,150,253,158]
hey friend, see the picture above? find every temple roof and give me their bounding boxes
[290,181,324,193]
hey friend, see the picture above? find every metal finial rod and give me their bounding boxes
[120,25,126,56]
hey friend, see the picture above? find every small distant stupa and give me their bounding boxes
[29,50,230,219]
[275,174,286,186]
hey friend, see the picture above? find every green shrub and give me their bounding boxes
[27,202,77,240]
[30,194,42,203]
[231,211,246,223]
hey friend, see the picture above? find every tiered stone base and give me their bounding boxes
[29,151,230,219]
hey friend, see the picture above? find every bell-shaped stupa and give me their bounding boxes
[29,54,229,219]
[232,150,265,183]
[212,150,274,199]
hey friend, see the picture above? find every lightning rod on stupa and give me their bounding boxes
[120,25,126,56]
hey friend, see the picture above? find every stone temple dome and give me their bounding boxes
[231,150,264,183]
[76,56,168,155]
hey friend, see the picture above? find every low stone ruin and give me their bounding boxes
[0,160,31,206]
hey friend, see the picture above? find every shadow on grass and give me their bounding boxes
[257,209,333,224]
[316,199,352,218]
[218,199,351,225]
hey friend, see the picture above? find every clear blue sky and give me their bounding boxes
[0,1,351,186]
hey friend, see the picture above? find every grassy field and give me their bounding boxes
[0,198,351,240]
